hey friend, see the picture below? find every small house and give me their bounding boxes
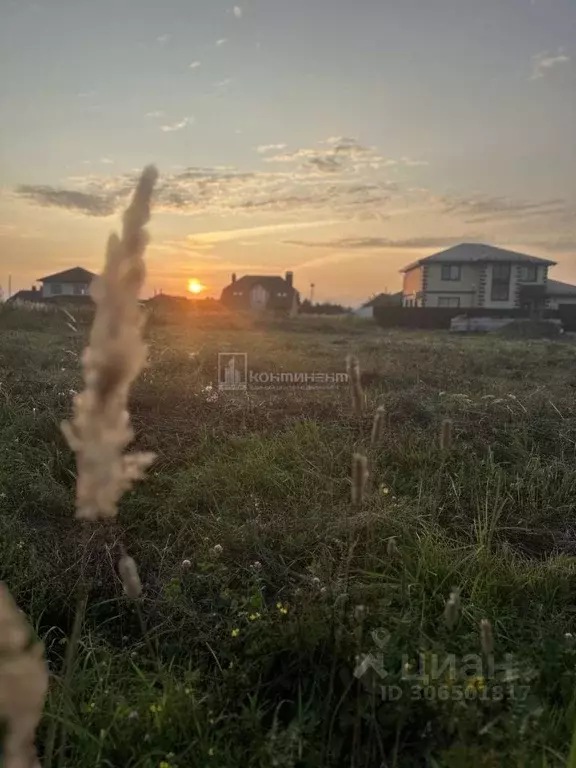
[355,292,402,318]
[38,267,96,299]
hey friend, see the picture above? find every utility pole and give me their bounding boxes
[8,274,11,299]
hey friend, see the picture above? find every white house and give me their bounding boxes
[38,267,96,298]
[355,292,402,318]
[401,243,556,311]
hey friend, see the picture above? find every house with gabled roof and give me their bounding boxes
[401,243,557,311]
[220,271,299,313]
[38,267,96,299]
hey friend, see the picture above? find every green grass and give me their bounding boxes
[2,306,576,766]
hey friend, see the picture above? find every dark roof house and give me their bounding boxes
[6,287,42,304]
[401,243,556,273]
[37,266,96,299]
[220,271,299,313]
[38,267,97,284]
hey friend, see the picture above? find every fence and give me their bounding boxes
[373,305,576,332]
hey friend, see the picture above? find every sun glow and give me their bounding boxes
[187,278,205,295]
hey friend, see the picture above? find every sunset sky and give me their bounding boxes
[1,0,574,305]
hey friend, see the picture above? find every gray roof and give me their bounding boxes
[38,267,96,283]
[361,292,402,308]
[546,279,576,297]
[401,243,557,272]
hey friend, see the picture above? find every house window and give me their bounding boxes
[73,285,84,295]
[519,265,538,282]
[491,263,511,301]
[51,283,62,295]
[438,297,460,308]
[441,265,461,281]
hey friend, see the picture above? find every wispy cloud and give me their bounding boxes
[216,38,228,46]
[214,78,234,89]
[257,143,287,153]
[160,116,195,132]
[16,186,117,217]
[530,49,570,79]
[443,195,567,223]
[187,220,342,246]
[233,5,242,18]
[284,236,470,251]
[100,158,114,165]
[145,110,164,118]
[189,61,201,69]
[157,33,172,44]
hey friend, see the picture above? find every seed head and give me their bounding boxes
[351,452,369,506]
[181,559,192,570]
[370,406,386,448]
[480,619,493,654]
[118,555,142,600]
[212,544,223,556]
[444,590,460,629]
[440,418,453,450]
[346,355,364,417]
[386,537,399,558]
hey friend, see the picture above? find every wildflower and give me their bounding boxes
[440,418,453,450]
[248,613,261,621]
[351,452,368,507]
[212,544,223,556]
[466,675,486,692]
[181,559,192,570]
[276,602,289,615]
[149,702,163,713]
[480,619,494,654]
[250,561,262,571]
[128,710,139,720]
[159,762,173,768]
[380,485,389,496]
[311,576,321,587]
[60,165,158,521]
[231,628,240,637]
[118,554,142,599]
[208,747,215,756]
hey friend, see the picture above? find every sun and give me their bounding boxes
[187,278,205,295]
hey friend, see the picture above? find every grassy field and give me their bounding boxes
[2,304,576,767]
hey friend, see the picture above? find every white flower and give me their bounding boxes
[212,544,223,555]
[181,559,192,570]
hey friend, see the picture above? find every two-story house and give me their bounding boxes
[38,267,96,298]
[401,243,556,311]
[220,271,299,313]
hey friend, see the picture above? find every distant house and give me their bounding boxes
[220,271,299,313]
[38,267,96,299]
[401,243,556,311]
[545,280,576,309]
[6,287,42,304]
[355,292,402,318]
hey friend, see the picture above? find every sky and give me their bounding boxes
[0,0,575,305]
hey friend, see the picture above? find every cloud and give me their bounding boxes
[216,38,227,46]
[531,50,570,79]
[284,236,471,250]
[16,185,117,217]
[443,196,567,223]
[214,78,233,88]
[189,61,201,69]
[145,110,164,118]
[186,220,342,246]
[160,117,195,132]
[157,33,172,44]
[100,158,114,165]
[233,5,242,17]
[257,143,287,153]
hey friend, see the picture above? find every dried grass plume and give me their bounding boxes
[0,583,48,768]
[61,166,159,521]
